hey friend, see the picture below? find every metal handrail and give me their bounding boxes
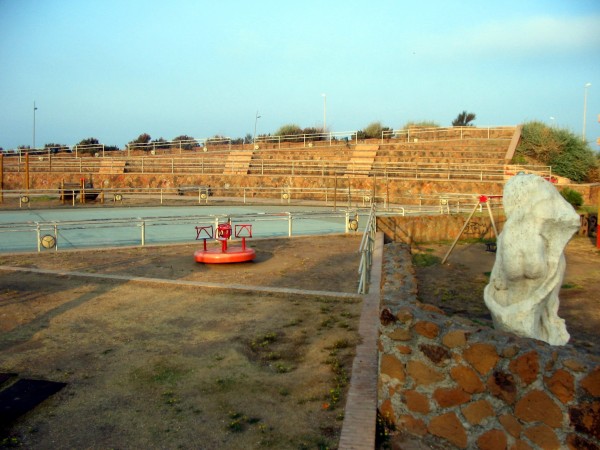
[0,209,371,254]
[357,205,378,294]
[0,156,551,181]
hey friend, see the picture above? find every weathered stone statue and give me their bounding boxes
[483,173,580,345]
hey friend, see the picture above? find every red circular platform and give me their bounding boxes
[194,247,256,264]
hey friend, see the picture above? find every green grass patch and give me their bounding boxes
[412,253,441,267]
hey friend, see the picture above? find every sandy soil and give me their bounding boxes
[413,235,600,355]
[1,232,598,449]
[0,234,363,449]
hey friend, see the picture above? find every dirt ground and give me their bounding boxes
[413,235,600,356]
[0,234,363,449]
[1,231,598,449]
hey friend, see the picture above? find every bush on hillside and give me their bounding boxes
[275,124,303,136]
[130,133,151,145]
[452,111,476,127]
[515,121,598,182]
[402,121,440,129]
[560,187,583,209]
[357,121,391,139]
[173,135,200,150]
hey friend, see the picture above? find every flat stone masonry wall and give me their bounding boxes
[377,215,504,244]
[378,242,600,449]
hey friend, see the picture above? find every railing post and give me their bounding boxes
[288,212,293,236]
[36,223,41,252]
[345,210,350,234]
[141,220,145,246]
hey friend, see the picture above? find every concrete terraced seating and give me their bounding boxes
[223,150,254,175]
[346,144,379,176]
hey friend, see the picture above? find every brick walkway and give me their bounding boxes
[338,232,384,449]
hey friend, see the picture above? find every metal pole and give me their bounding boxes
[442,201,480,264]
[33,101,37,150]
[583,83,592,141]
[322,93,327,132]
[288,212,292,236]
[253,111,261,144]
[0,154,3,204]
[25,153,30,192]
[485,200,498,237]
[334,174,337,211]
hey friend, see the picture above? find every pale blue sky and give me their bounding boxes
[1,0,599,149]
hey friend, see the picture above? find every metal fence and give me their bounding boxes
[2,126,514,157]
[357,205,377,294]
[0,208,370,253]
[0,186,506,214]
[381,126,515,142]
[0,155,551,182]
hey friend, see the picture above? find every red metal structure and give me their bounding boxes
[194,222,256,263]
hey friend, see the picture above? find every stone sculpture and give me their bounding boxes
[483,173,580,345]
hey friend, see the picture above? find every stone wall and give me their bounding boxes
[378,242,600,449]
[377,215,505,245]
[0,171,507,201]
[2,166,597,206]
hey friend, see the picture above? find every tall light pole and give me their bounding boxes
[33,101,38,149]
[321,93,327,133]
[253,111,261,144]
[583,82,591,141]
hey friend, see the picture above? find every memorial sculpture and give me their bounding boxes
[483,173,580,345]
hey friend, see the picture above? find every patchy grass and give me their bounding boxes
[412,252,441,267]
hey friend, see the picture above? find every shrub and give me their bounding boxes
[275,124,302,136]
[402,121,440,129]
[358,121,391,139]
[515,121,598,182]
[452,111,476,127]
[560,187,583,208]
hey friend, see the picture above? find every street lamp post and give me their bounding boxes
[321,93,327,133]
[583,83,591,141]
[33,101,38,150]
[253,111,261,145]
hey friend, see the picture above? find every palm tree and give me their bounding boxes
[452,111,476,127]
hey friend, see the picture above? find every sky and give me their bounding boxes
[1,0,600,150]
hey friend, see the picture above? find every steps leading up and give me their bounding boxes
[98,159,126,174]
[347,144,378,174]
[223,150,254,175]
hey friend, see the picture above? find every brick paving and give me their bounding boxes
[338,232,384,449]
